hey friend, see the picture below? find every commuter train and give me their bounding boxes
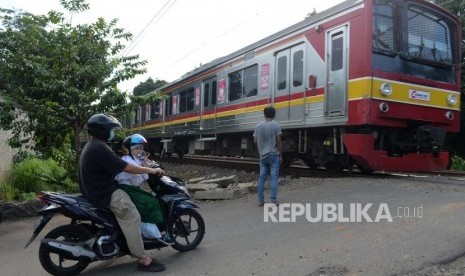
[126,0,461,172]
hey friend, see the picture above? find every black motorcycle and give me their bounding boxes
[24,169,205,276]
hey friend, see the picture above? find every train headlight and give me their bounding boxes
[447,94,457,106]
[380,83,392,96]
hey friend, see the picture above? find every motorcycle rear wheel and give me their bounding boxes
[39,224,92,276]
[170,209,205,252]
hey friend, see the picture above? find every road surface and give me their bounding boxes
[1,174,465,275]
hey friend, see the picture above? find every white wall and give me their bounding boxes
[0,130,18,179]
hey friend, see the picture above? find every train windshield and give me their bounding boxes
[372,0,458,83]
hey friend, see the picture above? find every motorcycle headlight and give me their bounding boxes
[447,94,457,106]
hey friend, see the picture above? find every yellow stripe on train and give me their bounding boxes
[349,77,460,111]
[133,95,325,131]
[371,78,459,110]
[132,78,459,131]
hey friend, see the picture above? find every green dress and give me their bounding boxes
[118,184,164,224]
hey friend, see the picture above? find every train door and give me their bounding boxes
[275,43,305,122]
[325,26,348,117]
[162,96,173,135]
[200,77,217,132]
[161,98,165,134]
[200,82,206,131]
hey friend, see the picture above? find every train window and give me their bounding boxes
[165,96,172,116]
[228,65,258,101]
[372,1,456,83]
[144,105,150,121]
[373,3,394,52]
[187,88,195,111]
[277,56,287,90]
[204,83,210,107]
[331,36,343,71]
[151,101,160,119]
[406,6,452,63]
[243,65,258,97]
[203,78,217,107]
[180,92,187,113]
[179,87,195,112]
[229,71,242,101]
[211,81,217,105]
[293,50,303,87]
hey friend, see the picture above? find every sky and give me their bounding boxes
[3,0,345,93]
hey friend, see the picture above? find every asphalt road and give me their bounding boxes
[2,174,465,276]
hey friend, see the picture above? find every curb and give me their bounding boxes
[0,199,45,221]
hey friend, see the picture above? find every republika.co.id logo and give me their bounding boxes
[263,203,423,223]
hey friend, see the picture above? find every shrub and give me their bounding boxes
[0,181,19,201]
[18,192,37,201]
[6,158,78,200]
[451,155,465,171]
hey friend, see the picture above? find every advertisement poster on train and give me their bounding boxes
[172,95,178,115]
[195,87,201,106]
[260,63,270,91]
[217,79,226,104]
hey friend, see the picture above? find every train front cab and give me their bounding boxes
[341,0,461,172]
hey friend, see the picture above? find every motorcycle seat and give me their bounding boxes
[61,194,91,204]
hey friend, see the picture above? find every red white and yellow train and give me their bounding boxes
[126,0,461,172]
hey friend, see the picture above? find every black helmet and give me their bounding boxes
[87,113,122,141]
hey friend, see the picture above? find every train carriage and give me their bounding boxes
[128,0,461,172]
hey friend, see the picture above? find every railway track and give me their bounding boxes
[160,154,465,179]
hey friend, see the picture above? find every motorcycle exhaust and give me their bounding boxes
[41,238,96,260]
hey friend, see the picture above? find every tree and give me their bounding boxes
[133,77,168,96]
[0,0,147,162]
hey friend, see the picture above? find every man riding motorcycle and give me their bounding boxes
[78,113,166,272]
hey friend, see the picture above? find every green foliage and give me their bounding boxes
[0,181,19,202]
[0,0,147,160]
[114,127,128,142]
[133,77,168,96]
[18,192,37,201]
[451,155,465,171]
[129,92,167,108]
[51,143,77,182]
[6,158,77,198]
[12,150,39,164]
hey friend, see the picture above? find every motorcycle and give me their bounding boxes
[24,159,205,276]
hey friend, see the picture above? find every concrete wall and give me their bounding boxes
[0,130,18,179]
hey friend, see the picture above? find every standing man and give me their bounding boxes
[253,106,282,206]
[79,113,166,272]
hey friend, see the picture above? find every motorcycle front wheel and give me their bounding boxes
[39,224,92,276]
[170,209,205,252]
